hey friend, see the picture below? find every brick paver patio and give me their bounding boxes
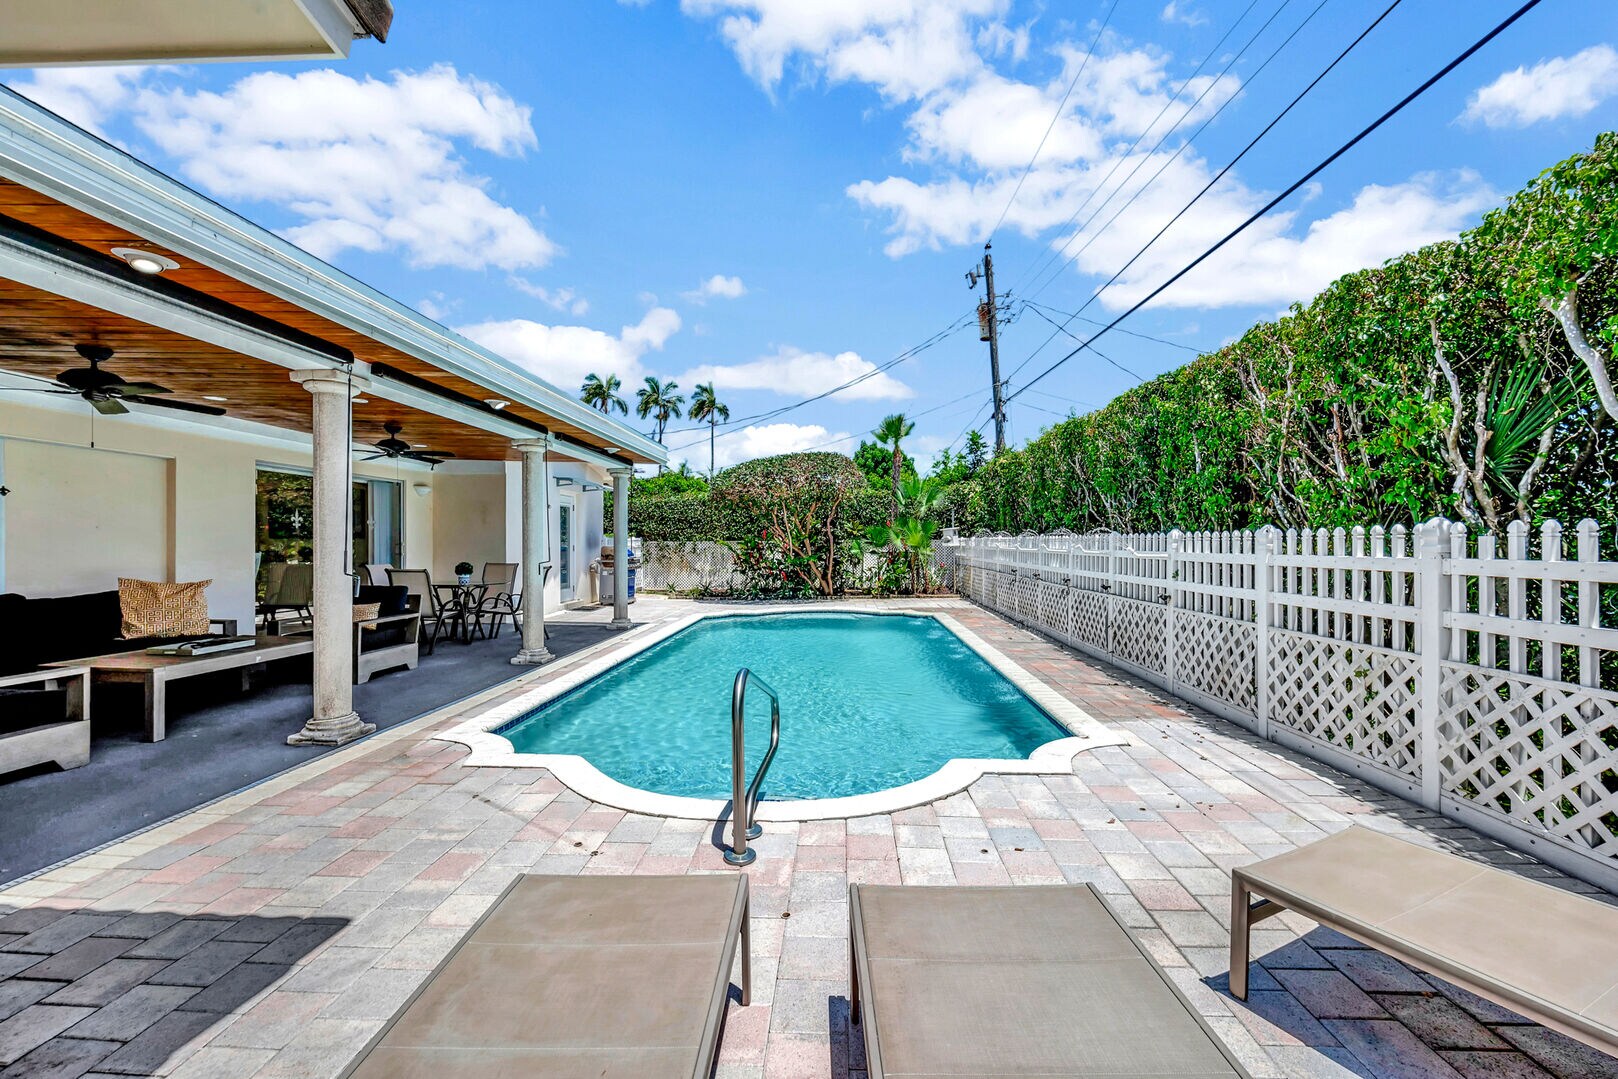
[1,598,1614,1078]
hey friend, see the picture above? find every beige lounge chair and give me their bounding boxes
[1231,825,1618,1060]
[850,883,1251,1078]
[342,874,750,1078]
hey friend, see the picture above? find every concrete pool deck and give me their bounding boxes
[0,596,1614,1078]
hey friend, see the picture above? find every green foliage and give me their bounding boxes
[943,134,1618,537]
[634,377,684,444]
[633,467,708,499]
[713,453,871,595]
[853,440,915,488]
[867,475,942,594]
[580,372,626,415]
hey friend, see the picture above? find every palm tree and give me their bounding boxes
[635,377,685,444]
[871,413,914,513]
[688,382,730,479]
[580,373,626,416]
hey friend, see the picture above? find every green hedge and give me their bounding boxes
[611,488,893,541]
[950,133,1618,536]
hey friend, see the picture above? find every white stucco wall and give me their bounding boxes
[0,397,602,625]
[0,397,435,629]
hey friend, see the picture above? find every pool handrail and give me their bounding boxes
[725,667,781,866]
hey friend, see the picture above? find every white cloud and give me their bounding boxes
[677,421,852,471]
[682,345,913,400]
[680,0,1002,100]
[682,274,748,303]
[11,63,556,272]
[509,277,590,316]
[1462,45,1618,128]
[1161,3,1207,28]
[690,2,1489,312]
[6,65,150,138]
[416,291,459,322]
[457,306,681,392]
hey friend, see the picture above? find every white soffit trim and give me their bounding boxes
[0,0,363,68]
[0,90,666,464]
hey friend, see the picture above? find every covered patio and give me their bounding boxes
[0,86,659,786]
[1,597,1612,1079]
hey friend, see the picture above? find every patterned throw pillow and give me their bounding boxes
[118,578,212,638]
[353,603,382,629]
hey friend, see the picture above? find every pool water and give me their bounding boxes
[498,612,1068,800]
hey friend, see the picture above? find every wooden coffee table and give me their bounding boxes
[44,635,314,742]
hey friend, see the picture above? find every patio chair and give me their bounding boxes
[474,561,519,638]
[340,873,750,1079]
[1230,826,1618,1059]
[386,568,454,656]
[257,562,313,634]
[364,563,392,587]
[850,883,1251,1078]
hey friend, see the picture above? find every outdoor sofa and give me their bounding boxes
[849,882,1252,1078]
[0,588,234,776]
[1230,825,1618,1060]
[340,873,751,1078]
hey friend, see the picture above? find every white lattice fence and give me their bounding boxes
[948,519,1618,891]
[635,541,739,592]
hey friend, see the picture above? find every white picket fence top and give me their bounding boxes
[944,519,1618,891]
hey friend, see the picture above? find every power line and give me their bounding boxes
[1020,304,1147,382]
[986,0,1119,241]
[1020,0,1330,304]
[661,314,974,452]
[1005,0,1545,411]
[1021,299,1204,353]
[1020,0,1403,357]
[1006,0,1265,299]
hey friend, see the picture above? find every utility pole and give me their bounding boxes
[968,242,1007,453]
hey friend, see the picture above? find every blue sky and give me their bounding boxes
[9,1,1618,472]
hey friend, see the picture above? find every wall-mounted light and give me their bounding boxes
[554,476,576,487]
[111,247,180,275]
[581,483,603,492]
[412,482,431,497]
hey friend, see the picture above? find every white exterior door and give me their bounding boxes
[556,494,577,603]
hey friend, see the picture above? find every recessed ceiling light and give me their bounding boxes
[110,247,180,275]
[483,398,509,410]
[352,397,368,404]
[604,446,619,453]
[202,395,228,402]
[412,443,426,448]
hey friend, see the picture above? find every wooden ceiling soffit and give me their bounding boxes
[0,210,353,365]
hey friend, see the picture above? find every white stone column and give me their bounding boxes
[287,368,375,746]
[611,467,634,629]
[511,437,554,664]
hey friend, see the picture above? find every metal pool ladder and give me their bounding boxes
[725,668,780,867]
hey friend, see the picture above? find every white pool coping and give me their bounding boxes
[435,605,1131,821]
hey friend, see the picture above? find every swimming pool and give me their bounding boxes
[494,611,1071,800]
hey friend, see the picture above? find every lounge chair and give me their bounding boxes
[849,883,1251,1078]
[1230,825,1618,1059]
[341,873,751,1078]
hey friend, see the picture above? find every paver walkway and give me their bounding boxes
[0,598,1614,1078]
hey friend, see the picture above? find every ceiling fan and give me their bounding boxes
[358,421,455,468]
[0,344,225,417]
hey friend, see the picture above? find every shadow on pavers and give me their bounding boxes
[0,905,346,1075]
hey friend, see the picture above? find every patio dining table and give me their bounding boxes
[433,582,489,643]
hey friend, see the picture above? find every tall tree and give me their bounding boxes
[580,372,626,416]
[964,429,988,474]
[688,382,730,478]
[635,377,685,471]
[872,413,914,513]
